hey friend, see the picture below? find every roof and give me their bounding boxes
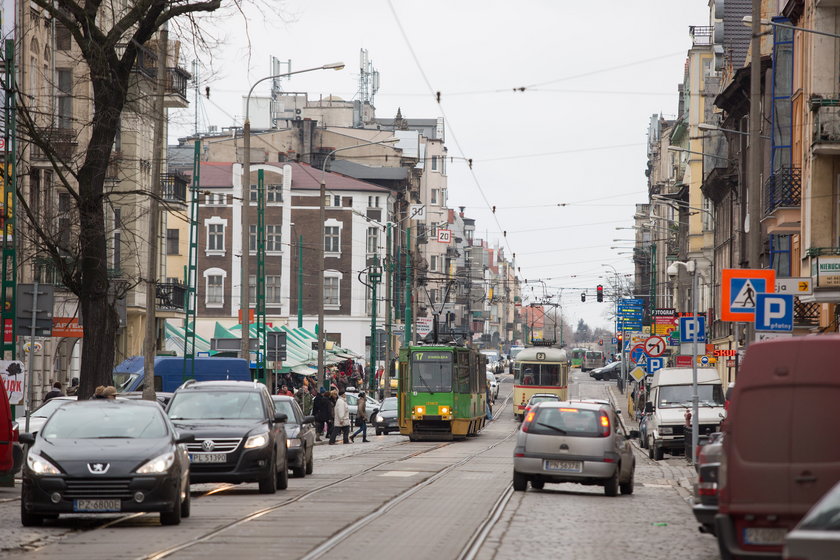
[195,162,390,193]
[328,159,408,181]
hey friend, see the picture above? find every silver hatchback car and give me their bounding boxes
[512,401,638,496]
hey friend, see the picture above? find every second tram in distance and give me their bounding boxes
[513,345,570,420]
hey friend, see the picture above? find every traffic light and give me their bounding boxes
[580,292,586,302]
[596,284,604,302]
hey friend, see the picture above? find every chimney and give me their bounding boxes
[459,206,465,218]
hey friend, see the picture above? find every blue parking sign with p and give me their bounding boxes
[755,293,794,332]
[679,316,706,343]
[647,357,664,375]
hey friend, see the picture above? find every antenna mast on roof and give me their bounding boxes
[358,49,380,107]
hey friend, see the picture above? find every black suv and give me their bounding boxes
[166,380,288,493]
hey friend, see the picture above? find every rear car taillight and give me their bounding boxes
[522,411,536,433]
[598,411,611,437]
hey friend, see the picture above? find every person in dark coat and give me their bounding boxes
[43,381,63,402]
[312,388,331,442]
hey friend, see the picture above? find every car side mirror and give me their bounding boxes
[18,432,35,445]
[628,430,640,439]
[644,402,654,414]
[274,412,288,423]
[175,433,195,444]
[302,415,315,424]
[372,408,379,416]
[615,409,622,415]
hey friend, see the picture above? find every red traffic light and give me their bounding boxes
[596,284,604,302]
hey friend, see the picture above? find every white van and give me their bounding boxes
[644,367,725,460]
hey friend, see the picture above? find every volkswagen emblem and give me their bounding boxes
[87,462,110,474]
[201,439,215,452]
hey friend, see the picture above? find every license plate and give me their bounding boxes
[544,460,582,472]
[189,453,226,463]
[743,527,787,546]
[73,499,121,512]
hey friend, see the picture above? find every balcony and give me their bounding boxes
[116,42,191,108]
[30,127,77,161]
[762,166,801,234]
[160,172,188,206]
[156,282,186,311]
[812,97,840,155]
[690,26,714,47]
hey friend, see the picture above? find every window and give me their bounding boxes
[205,217,227,255]
[112,208,121,274]
[325,226,340,253]
[430,255,438,272]
[249,184,283,203]
[431,156,438,171]
[769,234,792,277]
[366,227,378,255]
[431,189,438,205]
[324,276,339,307]
[368,196,380,208]
[56,68,72,129]
[267,225,281,252]
[56,24,72,51]
[249,275,282,305]
[166,229,179,255]
[249,224,258,252]
[206,275,224,306]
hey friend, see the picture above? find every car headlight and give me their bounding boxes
[26,452,60,475]
[659,426,674,435]
[136,451,175,474]
[244,432,269,449]
[376,414,384,423]
[286,438,301,448]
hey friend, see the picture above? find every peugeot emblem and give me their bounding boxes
[87,462,110,474]
[201,439,215,452]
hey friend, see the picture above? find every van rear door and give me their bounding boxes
[788,338,840,512]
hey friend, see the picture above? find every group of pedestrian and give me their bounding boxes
[310,387,369,445]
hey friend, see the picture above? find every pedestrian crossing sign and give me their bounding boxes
[721,269,776,322]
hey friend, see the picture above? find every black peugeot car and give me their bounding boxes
[166,380,288,493]
[19,399,193,526]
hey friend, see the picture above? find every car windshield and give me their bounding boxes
[272,399,298,424]
[42,405,168,439]
[380,398,397,411]
[168,391,265,420]
[411,351,453,393]
[113,372,139,393]
[30,398,73,418]
[798,485,840,531]
[528,407,601,437]
[658,385,724,408]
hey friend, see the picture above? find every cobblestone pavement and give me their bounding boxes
[475,370,720,560]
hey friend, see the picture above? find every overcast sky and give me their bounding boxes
[169,1,711,334]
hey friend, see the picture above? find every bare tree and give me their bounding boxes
[14,0,229,400]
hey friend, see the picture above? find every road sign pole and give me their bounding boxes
[691,265,699,466]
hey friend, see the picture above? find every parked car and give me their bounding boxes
[512,401,638,495]
[716,335,840,559]
[167,380,288,494]
[784,480,840,560]
[19,399,193,526]
[14,396,77,437]
[692,432,724,536]
[522,393,561,418]
[486,371,499,401]
[589,361,621,381]
[373,397,398,435]
[271,395,315,478]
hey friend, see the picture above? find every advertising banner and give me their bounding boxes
[0,360,25,405]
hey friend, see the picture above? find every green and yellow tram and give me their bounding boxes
[513,345,570,420]
[398,345,487,441]
[570,347,587,369]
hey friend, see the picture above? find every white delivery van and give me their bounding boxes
[644,367,726,460]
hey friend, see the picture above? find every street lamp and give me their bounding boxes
[742,15,840,40]
[651,194,714,219]
[668,259,700,465]
[317,137,400,390]
[240,62,345,363]
[697,122,771,139]
[667,145,733,162]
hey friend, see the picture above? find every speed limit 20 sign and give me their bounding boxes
[437,229,452,243]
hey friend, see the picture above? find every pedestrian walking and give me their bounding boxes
[329,390,351,445]
[296,383,314,416]
[43,381,64,402]
[312,388,330,441]
[350,392,369,443]
[485,380,493,421]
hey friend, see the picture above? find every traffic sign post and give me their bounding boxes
[646,356,664,376]
[679,316,706,346]
[721,268,776,322]
[644,335,666,357]
[754,293,794,332]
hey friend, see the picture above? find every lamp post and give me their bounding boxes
[317,138,399,390]
[240,62,345,363]
[669,259,700,465]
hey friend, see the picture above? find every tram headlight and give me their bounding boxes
[439,406,450,415]
[414,406,425,415]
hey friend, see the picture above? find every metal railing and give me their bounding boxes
[764,166,801,215]
[160,172,188,203]
[690,26,714,46]
[811,97,840,144]
[156,282,186,310]
[795,300,819,327]
[116,43,190,98]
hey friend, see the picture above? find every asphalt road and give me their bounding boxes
[0,370,720,559]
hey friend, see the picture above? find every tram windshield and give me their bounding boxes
[411,351,453,393]
[517,363,561,387]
